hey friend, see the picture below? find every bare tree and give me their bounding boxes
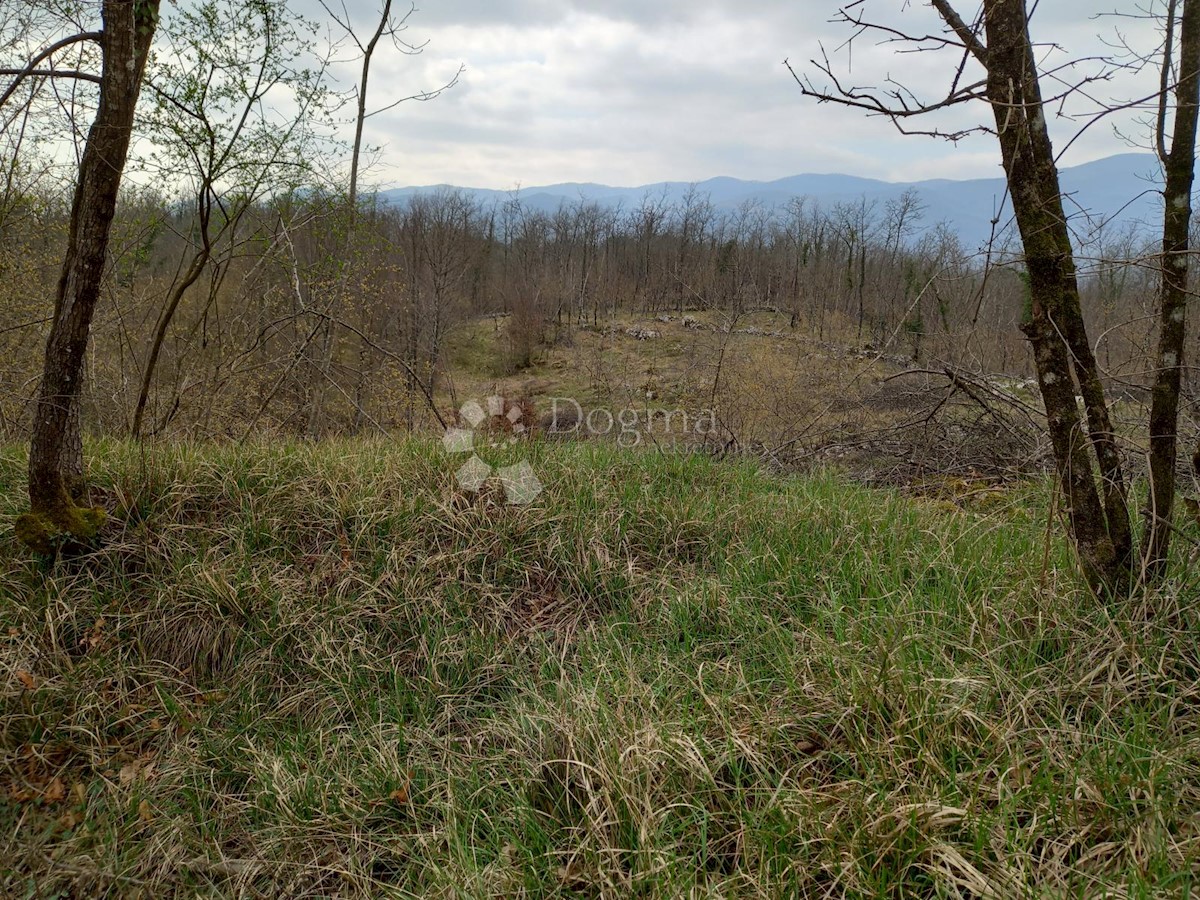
[302,1,460,434]
[319,0,462,209]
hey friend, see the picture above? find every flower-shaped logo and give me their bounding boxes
[442,396,543,505]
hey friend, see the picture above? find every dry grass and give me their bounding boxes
[1,439,1199,897]
[442,309,902,458]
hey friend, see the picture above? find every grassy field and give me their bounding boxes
[1,440,1199,897]
[440,310,899,452]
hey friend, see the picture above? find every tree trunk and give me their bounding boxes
[18,0,160,553]
[1144,0,1200,577]
[982,0,1130,593]
[348,0,392,211]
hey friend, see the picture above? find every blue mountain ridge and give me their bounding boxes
[378,153,1169,250]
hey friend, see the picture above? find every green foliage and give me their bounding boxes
[134,0,161,34]
[140,0,336,200]
[902,257,919,300]
[716,238,737,275]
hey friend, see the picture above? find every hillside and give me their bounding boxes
[2,441,1199,896]
[380,153,1167,250]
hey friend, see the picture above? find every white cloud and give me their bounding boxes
[307,0,1169,188]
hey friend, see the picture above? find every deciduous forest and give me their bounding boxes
[3,1,1200,895]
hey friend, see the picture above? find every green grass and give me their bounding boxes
[1,439,1198,897]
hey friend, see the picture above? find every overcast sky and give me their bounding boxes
[305,1,1164,190]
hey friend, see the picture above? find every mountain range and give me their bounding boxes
[379,153,1171,250]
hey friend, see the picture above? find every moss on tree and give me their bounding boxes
[15,490,105,556]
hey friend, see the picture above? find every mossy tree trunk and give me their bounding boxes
[19,0,160,553]
[1144,0,1200,578]
[980,0,1133,594]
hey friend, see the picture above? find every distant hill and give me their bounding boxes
[378,153,1169,250]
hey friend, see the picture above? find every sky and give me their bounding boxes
[304,0,1166,190]
[4,1,1169,192]
[233,1,1170,190]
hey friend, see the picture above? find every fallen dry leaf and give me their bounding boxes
[15,670,36,690]
[370,771,413,807]
[557,858,587,886]
[138,799,153,823]
[44,777,66,803]
[79,617,106,651]
[119,757,157,786]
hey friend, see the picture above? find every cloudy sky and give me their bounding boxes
[308,1,1164,190]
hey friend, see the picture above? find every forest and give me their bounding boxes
[1,174,1178,490]
[3,0,1200,896]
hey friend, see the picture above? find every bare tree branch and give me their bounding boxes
[0,68,101,85]
[784,52,988,141]
[0,31,101,109]
[931,0,989,65]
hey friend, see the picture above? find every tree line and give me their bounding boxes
[0,179,1177,440]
